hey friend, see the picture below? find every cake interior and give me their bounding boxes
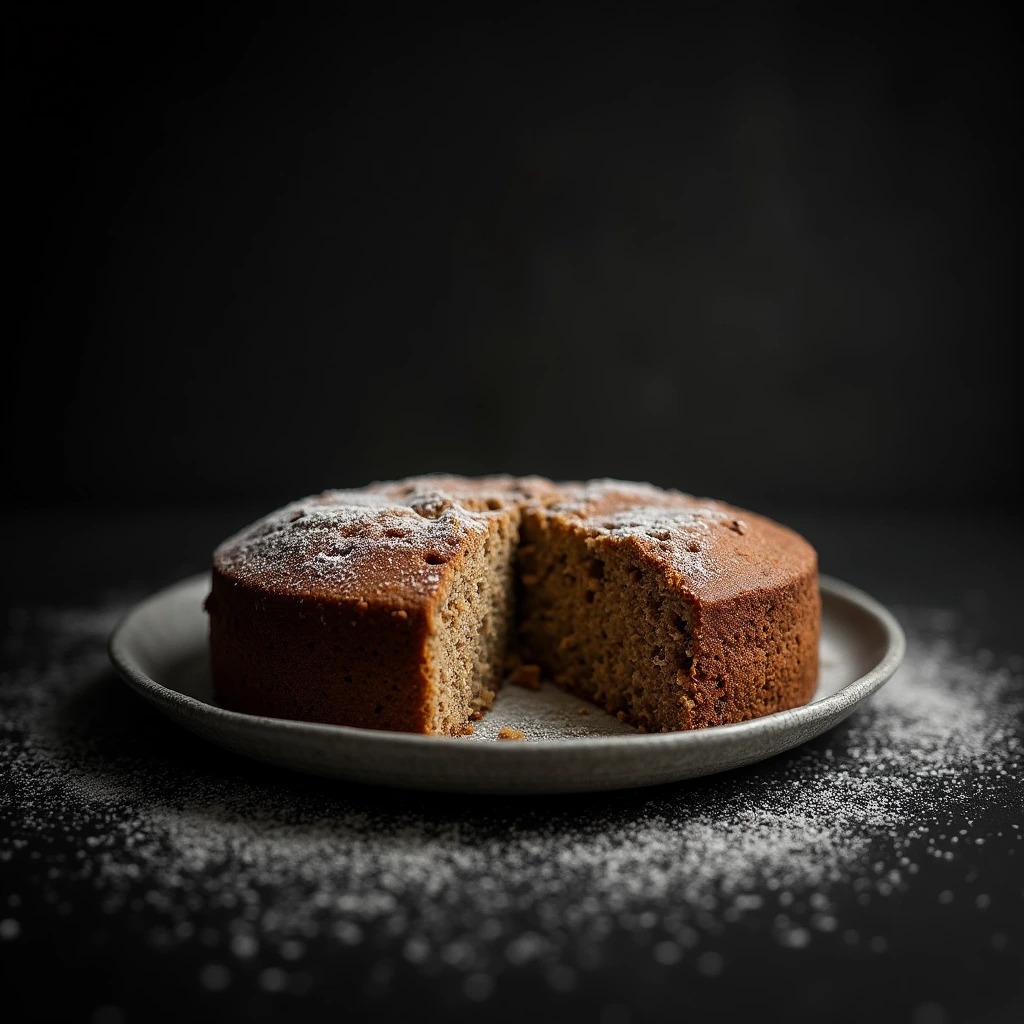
[427,510,520,735]
[425,506,701,735]
[515,510,697,732]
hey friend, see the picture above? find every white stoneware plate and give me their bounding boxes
[108,574,904,794]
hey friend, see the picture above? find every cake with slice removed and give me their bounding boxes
[206,476,819,734]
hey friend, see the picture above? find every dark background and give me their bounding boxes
[9,4,1019,515]
[4,7,1023,1024]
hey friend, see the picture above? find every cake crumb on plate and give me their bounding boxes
[507,665,542,690]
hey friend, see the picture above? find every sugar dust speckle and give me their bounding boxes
[0,601,1021,1000]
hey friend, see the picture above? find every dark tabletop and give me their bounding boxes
[1,503,1022,1024]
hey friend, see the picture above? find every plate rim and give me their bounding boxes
[108,572,906,757]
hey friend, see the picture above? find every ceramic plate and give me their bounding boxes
[108,574,904,794]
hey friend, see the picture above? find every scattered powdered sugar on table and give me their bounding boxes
[1,600,1022,1004]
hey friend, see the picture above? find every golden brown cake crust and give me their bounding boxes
[207,475,819,734]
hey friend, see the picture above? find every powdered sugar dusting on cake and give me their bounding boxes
[590,506,732,588]
[216,478,808,604]
[214,490,491,595]
[2,600,1021,1004]
[548,481,760,591]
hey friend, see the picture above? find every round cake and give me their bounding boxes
[206,476,820,735]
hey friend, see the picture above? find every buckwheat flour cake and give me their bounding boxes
[206,476,820,735]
